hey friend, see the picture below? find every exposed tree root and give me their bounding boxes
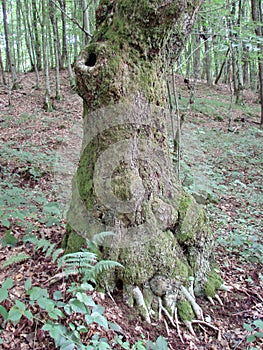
[181,285,203,320]
[131,282,225,341]
[158,297,177,328]
[132,286,151,323]
[184,320,196,336]
[174,307,184,343]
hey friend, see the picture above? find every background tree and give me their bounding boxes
[251,0,263,128]
[1,0,18,89]
[64,0,223,328]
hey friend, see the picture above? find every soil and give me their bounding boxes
[0,71,262,349]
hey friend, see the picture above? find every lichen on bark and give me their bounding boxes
[65,0,223,326]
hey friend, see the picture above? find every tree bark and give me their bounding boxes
[64,0,222,325]
[58,0,74,84]
[49,0,61,100]
[1,0,18,89]
[31,0,42,71]
[251,0,263,128]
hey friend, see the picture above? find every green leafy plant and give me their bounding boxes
[0,234,126,349]
[1,252,31,268]
[244,319,263,348]
[59,251,123,283]
[0,230,19,247]
[115,334,169,350]
[23,235,64,263]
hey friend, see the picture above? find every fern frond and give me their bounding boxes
[91,231,115,246]
[1,252,30,268]
[62,251,97,264]
[58,251,97,275]
[46,243,56,258]
[52,248,64,263]
[36,238,50,253]
[84,260,124,281]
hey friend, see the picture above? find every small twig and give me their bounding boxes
[106,289,117,305]
[33,320,39,349]
[232,332,248,350]
[215,294,223,306]
[50,0,93,38]
[207,296,215,305]
[192,320,220,332]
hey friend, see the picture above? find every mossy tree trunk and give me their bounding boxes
[64,0,223,325]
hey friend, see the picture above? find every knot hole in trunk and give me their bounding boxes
[85,53,97,67]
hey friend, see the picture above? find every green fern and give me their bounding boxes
[23,235,63,262]
[1,253,30,268]
[84,260,123,283]
[86,231,115,255]
[90,231,115,246]
[59,251,123,282]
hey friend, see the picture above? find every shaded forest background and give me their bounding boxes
[0,0,262,126]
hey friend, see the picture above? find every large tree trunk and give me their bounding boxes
[64,0,222,325]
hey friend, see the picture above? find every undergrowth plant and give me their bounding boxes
[0,133,59,233]
[0,234,168,349]
[243,319,263,349]
[180,124,263,266]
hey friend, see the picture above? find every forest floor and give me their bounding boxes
[0,71,262,350]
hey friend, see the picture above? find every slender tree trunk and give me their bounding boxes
[31,0,42,71]
[58,0,74,85]
[64,0,222,328]
[21,0,40,87]
[16,0,22,71]
[202,26,212,85]
[41,0,53,111]
[228,0,243,104]
[193,30,201,81]
[2,0,18,89]
[49,0,61,100]
[214,48,230,85]
[0,48,6,85]
[82,0,91,44]
[251,0,263,128]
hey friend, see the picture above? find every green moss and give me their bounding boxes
[63,225,87,254]
[176,192,206,243]
[179,192,193,217]
[178,300,195,321]
[204,269,223,298]
[175,258,192,279]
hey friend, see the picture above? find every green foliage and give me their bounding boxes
[23,235,64,262]
[0,267,118,348]
[180,122,262,264]
[0,137,61,234]
[115,335,169,350]
[0,278,13,303]
[0,230,19,247]
[244,320,263,348]
[0,235,136,349]
[1,252,30,268]
[59,250,123,284]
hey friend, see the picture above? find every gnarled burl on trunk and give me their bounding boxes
[63,0,225,327]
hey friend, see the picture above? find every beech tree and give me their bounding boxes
[63,0,224,330]
[1,0,18,89]
[251,0,263,128]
